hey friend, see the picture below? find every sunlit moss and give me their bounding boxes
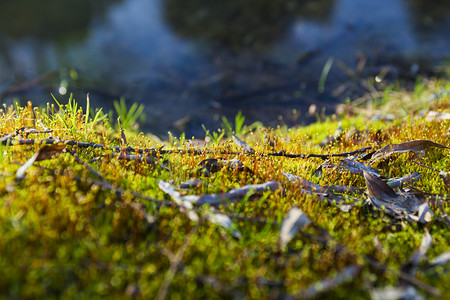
[0,79,449,298]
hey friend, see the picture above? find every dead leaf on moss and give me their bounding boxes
[372,140,448,159]
[279,206,311,249]
[282,171,357,211]
[35,144,66,161]
[283,171,327,195]
[319,126,343,147]
[340,157,380,177]
[179,181,283,206]
[363,171,433,223]
[386,172,422,188]
[315,157,380,178]
[425,111,450,121]
[198,158,252,176]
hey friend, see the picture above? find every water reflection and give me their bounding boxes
[0,0,448,138]
[406,0,450,55]
[164,0,334,51]
[0,0,123,45]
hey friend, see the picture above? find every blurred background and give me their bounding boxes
[0,0,449,137]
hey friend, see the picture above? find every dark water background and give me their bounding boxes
[0,0,449,137]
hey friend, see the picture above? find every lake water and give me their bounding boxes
[0,0,449,137]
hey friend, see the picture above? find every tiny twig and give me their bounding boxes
[2,137,373,161]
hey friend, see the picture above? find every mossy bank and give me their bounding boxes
[0,78,449,299]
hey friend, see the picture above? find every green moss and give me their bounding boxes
[0,78,449,298]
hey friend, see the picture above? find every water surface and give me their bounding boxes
[0,0,449,137]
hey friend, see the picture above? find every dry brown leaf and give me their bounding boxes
[363,171,433,223]
[315,158,380,178]
[372,140,448,159]
[198,158,252,176]
[283,170,356,211]
[35,144,66,161]
[387,172,421,188]
[339,158,380,176]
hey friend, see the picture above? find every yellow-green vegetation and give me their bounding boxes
[0,78,449,299]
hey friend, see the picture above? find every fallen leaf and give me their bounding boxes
[387,172,421,188]
[372,140,448,159]
[363,171,433,223]
[16,143,66,181]
[35,144,66,161]
[177,181,282,206]
[282,171,328,195]
[193,181,283,206]
[339,157,380,177]
[279,206,311,249]
[314,160,334,177]
[283,171,357,211]
[315,157,380,178]
[198,158,252,176]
